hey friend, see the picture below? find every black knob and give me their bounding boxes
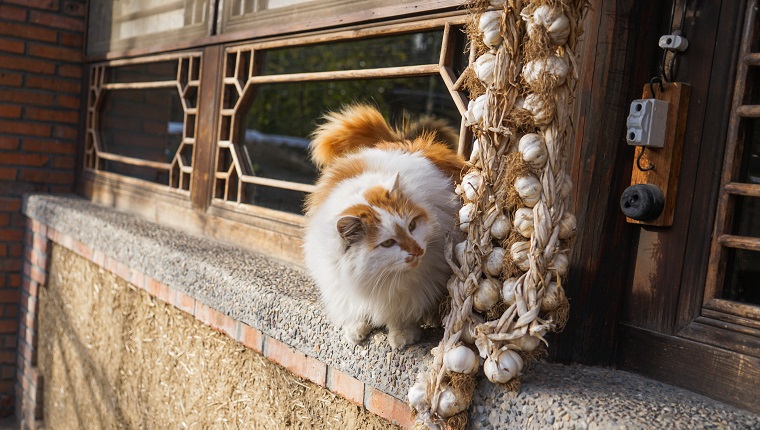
[620,184,665,221]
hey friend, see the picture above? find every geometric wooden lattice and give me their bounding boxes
[213,21,471,206]
[85,53,202,191]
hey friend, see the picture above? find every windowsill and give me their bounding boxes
[22,194,760,428]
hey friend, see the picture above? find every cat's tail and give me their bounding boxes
[310,104,399,169]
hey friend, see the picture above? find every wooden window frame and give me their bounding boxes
[79,11,471,266]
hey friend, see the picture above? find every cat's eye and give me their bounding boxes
[409,219,417,232]
[380,239,396,248]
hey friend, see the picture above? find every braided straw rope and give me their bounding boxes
[409,1,588,428]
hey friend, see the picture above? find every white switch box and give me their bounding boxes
[626,99,669,148]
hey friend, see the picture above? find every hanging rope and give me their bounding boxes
[409,1,588,428]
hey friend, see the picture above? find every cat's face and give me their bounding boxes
[336,176,436,276]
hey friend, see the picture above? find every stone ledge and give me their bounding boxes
[22,194,760,429]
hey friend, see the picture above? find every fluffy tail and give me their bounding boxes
[310,104,399,169]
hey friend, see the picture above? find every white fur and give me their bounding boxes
[304,148,459,348]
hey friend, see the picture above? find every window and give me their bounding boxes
[85,54,201,191]
[213,24,469,215]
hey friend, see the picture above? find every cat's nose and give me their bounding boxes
[409,247,424,257]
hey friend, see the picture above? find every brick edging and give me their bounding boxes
[19,218,415,429]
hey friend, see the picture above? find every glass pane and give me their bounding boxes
[259,31,444,75]
[103,160,169,185]
[731,196,760,237]
[236,75,460,184]
[242,182,307,214]
[99,88,184,183]
[108,61,178,84]
[723,248,760,305]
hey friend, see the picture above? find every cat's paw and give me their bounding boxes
[388,325,422,349]
[421,311,441,328]
[343,321,373,344]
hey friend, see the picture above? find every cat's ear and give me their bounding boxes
[337,216,364,245]
[387,172,401,199]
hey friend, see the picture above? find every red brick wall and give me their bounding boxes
[0,0,86,417]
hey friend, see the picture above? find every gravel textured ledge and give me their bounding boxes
[23,194,760,429]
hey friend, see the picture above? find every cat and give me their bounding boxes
[303,104,465,349]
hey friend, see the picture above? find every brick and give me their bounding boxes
[29,10,84,32]
[0,5,27,21]
[236,322,263,353]
[0,138,19,150]
[264,338,327,387]
[0,292,20,304]
[52,125,77,140]
[364,386,414,429]
[0,106,21,119]
[0,38,24,54]
[0,55,55,75]
[52,156,74,169]
[0,260,22,272]
[0,168,17,181]
[27,43,82,63]
[3,0,58,11]
[0,23,57,43]
[0,90,55,107]
[56,64,81,79]
[144,276,170,302]
[22,139,75,154]
[0,120,50,138]
[19,170,73,185]
[62,1,85,17]
[0,154,48,167]
[29,266,45,286]
[0,229,22,242]
[25,75,80,94]
[90,249,105,267]
[59,31,83,48]
[24,107,78,125]
[0,72,22,87]
[70,238,91,261]
[195,302,236,339]
[0,321,18,334]
[327,367,364,406]
[170,289,195,315]
[56,94,80,109]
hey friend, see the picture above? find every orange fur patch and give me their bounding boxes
[376,134,465,180]
[393,223,423,256]
[306,157,367,213]
[363,185,422,219]
[310,104,398,169]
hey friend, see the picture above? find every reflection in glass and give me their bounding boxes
[741,118,760,184]
[99,88,184,184]
[724,248,760,305]
[107,61,178,84]
[259,31,446,75]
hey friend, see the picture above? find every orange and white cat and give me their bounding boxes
[304,104,464,349]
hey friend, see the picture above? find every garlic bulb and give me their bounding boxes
[552,252,569,277]
[483,247,505,277]
[459,203,475,231]
[513,207,535,238]
[474,277,501,312]
[408,373,429,411]
[438,384,468,418]
[483,349,524,384]
[529,5,571,46]
[460,313,484,344]
[490,0,506,6]
[444,345,479,374]
[521,55,570,87]
[490,213,510,240]
[514,175,541,207]
[465,94,487,125]
[510,241,531,272]
[469,138,481,163]
[479,11,503,48]
[518,133,548,169]
[474,53,496,86]
[462,171,483,202]
[454,241,470,268]
[502,277,518,305]
[541,281,566,311]
[523,93,553,125]
[558,211,576,239]
[511,334,541,352]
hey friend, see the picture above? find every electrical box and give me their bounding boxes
[626,99,669,148]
